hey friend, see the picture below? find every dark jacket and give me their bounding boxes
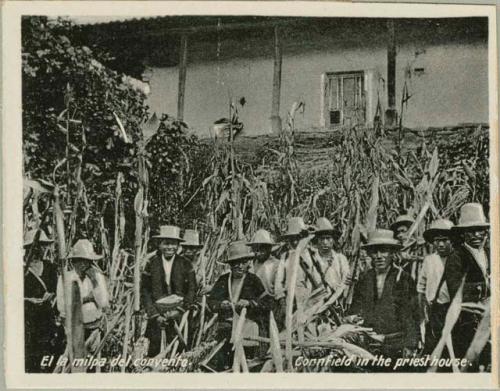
[349,266,418,351]
[141,252,197,318]
[24,262,59,334]
[24,261,60,372]
[444,244,490,303]
[208,272,272,326]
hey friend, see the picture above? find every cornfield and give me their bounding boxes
[23,97,490,373]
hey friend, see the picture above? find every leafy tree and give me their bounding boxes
[145,115,209,231]
[22,16,149,247]
[22,16,213,249]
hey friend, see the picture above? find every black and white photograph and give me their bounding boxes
[2,1,498,388]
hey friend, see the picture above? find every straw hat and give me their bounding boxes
[281,217,313,238]
[182,229,202,248]
[152,225,184,241]
[362,229,402,250]
[225,240,255,263]
[314,217,338,237]
[248,229,275,246]
[452,203,489,231]
[389,214,415,232]
[68,239,103,260]
[423,219,454,243]
[24,228,53,248]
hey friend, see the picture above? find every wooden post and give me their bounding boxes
[177,34,188,121]
[271,26,282,133]
[385,19,397,127]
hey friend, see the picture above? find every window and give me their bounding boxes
[323,71,367,128]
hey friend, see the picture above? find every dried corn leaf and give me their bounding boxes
[269,312,284,372]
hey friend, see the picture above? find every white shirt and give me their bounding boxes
[376,271,389,299]
[252,256,279,296]
[162,255,174,286]
[57,269,109,325]
[313,249,351,297]
[417,253,450,304]
[274,249,314,307]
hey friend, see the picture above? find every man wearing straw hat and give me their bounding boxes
[181,229,205,284]
[444,203,490,367]
[208,240,271,371]
[141,225,197,357]
[390,213,423,280]
[248,229,280,297]
[56,239,110,344]
[417,219,454,355]
[24,228,61,372]
[390,214,415,245]
[181,229,203,264]
[310,217,351,300]
[349,229,418,362]
[274,217,317,327]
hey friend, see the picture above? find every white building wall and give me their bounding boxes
[146,41,488,137]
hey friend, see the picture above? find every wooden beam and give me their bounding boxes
[90,19,301,43]
[387,19,396,110]
[270,25,283,133]
[385,19,397,126]
[177,34,188,121]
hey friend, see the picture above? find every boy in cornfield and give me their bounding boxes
[24,228,62,373]
[248,229,280,297]
[208,241,271,371]
[390,214,424,281]
[310,217,352,302]
[349,229,418,367]
[444,203,490,371]
[274,217,317,328]
[417,219,454,355]
[181,229,204,285]
[141,225,197,357]
[56,239,110,359]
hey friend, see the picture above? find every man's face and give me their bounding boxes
[463,228,488,250]
[182,246,199,260]
[316,233,334,254]
[367,246,394,273]
[159,238,180,258]
[230,259,250,279]
[433,235,452,257]
[72,258,91,275]
[252,244,272,262]
[395,225,409,243]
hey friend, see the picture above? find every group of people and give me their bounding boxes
[23,201,490,372]
[23,231,110,372]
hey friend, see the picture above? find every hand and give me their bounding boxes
[25,297,45,305]
[420,303,429,324]
[343,314,364,325]
[200,284,213,295]
[42,292,55,302]
[156,315,168,327]
[402,347,416,359]
[344,273,354,286]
